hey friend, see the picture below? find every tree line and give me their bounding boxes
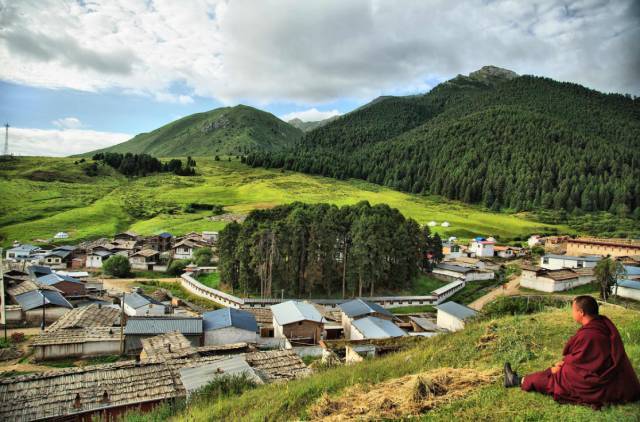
[218,201,443,298]
[92,152,197,176]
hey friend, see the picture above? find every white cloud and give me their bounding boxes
[7,127,131,157]
[281,108,341,122]
[52,117,83,129]
[0,0,637,105]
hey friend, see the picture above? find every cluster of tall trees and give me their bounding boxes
[92,152,196,176]
[218,201,443,298]
[246,76,640,217]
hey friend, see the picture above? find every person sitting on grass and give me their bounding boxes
[504,295,640,409]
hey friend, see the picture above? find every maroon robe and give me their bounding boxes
[522,315,640,409]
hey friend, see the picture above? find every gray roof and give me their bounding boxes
[544,254,601,262]
[37,273,82,286]
[92,250,113,257]
[435,301,478,320]
[351,316,407,339]
[14,290,73,311]
[179,355,263,396]
[431,280,465,296]
[271,301,324,325]
[8,244,39,253]
[435,263,473,274]
[45,249,71,259]
[124,317,203,335]
[53,245,76,251]
[203,308,258,332]
[617,279,640,290]
[339,298,392,318]
[124,292,163,309]
[27,265,53,279]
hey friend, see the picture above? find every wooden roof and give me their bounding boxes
[244,350,311,382]
[45,304,120,332]
[31,327,120,346]
[140,331,194,363]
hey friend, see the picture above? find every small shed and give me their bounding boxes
[350,316,407,340]
[124,317,203,354]
[31,327,121,361]
[123,292,166,316]
[435,301,478,332]
[271,301,324,345]
[203,308,258,346]
[129,249,160,270]
[13,289,73,324]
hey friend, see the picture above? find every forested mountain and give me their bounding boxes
[246,66,640,217]
[287,116,339,132]
[86,105,303,157]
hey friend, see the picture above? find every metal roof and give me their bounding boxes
[431,280,465,296]
[124,292,163,309]
[27,265,53,278]
[624,265,640,276]
[124,317,203,335]
[179,355,263,396]
[435,301,478,320]
[544,254,601,262]
[203,308,258,332]
[37,273,82,286]
[14,290,73,311]
[159,232,173,238]
[91,250,113,257]
[351,316,407,339]
[338,298,392,318]
[616,279,640,290]
[435,263,473,273]
[271,301,324,325]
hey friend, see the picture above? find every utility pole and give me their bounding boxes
[3,123,8,156]
[41,293,46,331]
[120,292,125,356]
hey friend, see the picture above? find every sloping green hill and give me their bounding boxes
[287,116,339,132]
[247,66,640,217]
[85,105,303,157]
[127,304,640,421]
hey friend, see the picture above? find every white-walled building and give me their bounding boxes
[432,263,495,282]
[469,238,494,257]
[540,254,600,270]
[350,316,407,340]
[123,292,166,317]
[520,266,591,292]
[435,301,478,332]
[338,299,394,340]
[86,250,113,268]
[615,280,640,301]
[203,308,258,345]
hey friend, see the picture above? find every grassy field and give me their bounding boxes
[127,304,640,421]
[0,156,564,248]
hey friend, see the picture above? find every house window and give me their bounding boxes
[542,257,549,264]
[577,260,584,268]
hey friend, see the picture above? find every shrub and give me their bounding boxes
[194,248,213,266]
[10,332,25,343]
[102,254,132,278]
[167,259,189,276]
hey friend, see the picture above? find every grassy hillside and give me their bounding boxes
[247,66,640,219]
[287,116,339,132]
[84,105,303,157]
[135,304,640,421]
[0,156,561,247]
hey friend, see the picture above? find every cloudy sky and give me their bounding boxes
[0,0,638,156]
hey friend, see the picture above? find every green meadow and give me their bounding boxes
[0,156,564,247]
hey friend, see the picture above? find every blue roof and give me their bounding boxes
[203,308,258,332]
[37,273,81,286]
[159,232,173,238]
[617,279,640,290]
[271,301,323,325]
[351,316,406,339]
[624,265,640,276]
[14,290,73,311]
[339,298,392,318]
[435,301,478,320]
[124,317,203,335]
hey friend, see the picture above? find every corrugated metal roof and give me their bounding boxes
[435,263,473,273]
[179,355,263,396]
[351,316,407,339]
[203,308,258,332]
[616,279,640,290]
[125,317,203,335]
[431,280,465,295]
[435,301,478,320]
[271,301,323,325]
[124,292,163,309]
[338,298,392,318]
[544,254,601,262]
[37,273,81,286]
[624,265,640,276]
[27,265,53,278]
[14,290,73,311]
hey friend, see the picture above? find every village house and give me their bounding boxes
[142,232,173,252]
[339,298,394,340]
[528,235,544,248]
[442,241,464,259]
[271,300,325,345]
[445,256,488,270]
[11,288,73,324]
[27,264,53,279]
[123,292,166,316]
[36,273,86,297]
[431,279,466,304]
[5,243,41,261]
[114,231,140,242]
[172,239,203,260]
[432,263,495,282]
[203,308,258,346]
[435,301,478,332]
[493,245,524,259]
[139,332,251,364]
[350,316,407,340]
[111,239,139,257]
[540,254,600,270]
[129,249,161,270]
[520,266,591,292]
[202,231,219,244]
[469,237,495,257]
[86,250,114,268]
[31,326,121,361]
[124,317,203,354]
[566,237,640,258]
[41,249,72,269]
[615,279,640,301]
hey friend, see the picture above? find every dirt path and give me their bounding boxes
[468,276,520,311]
[102,277,179,293]
[3,327,43,336]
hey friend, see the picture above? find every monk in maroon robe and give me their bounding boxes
[504,295,640,409]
